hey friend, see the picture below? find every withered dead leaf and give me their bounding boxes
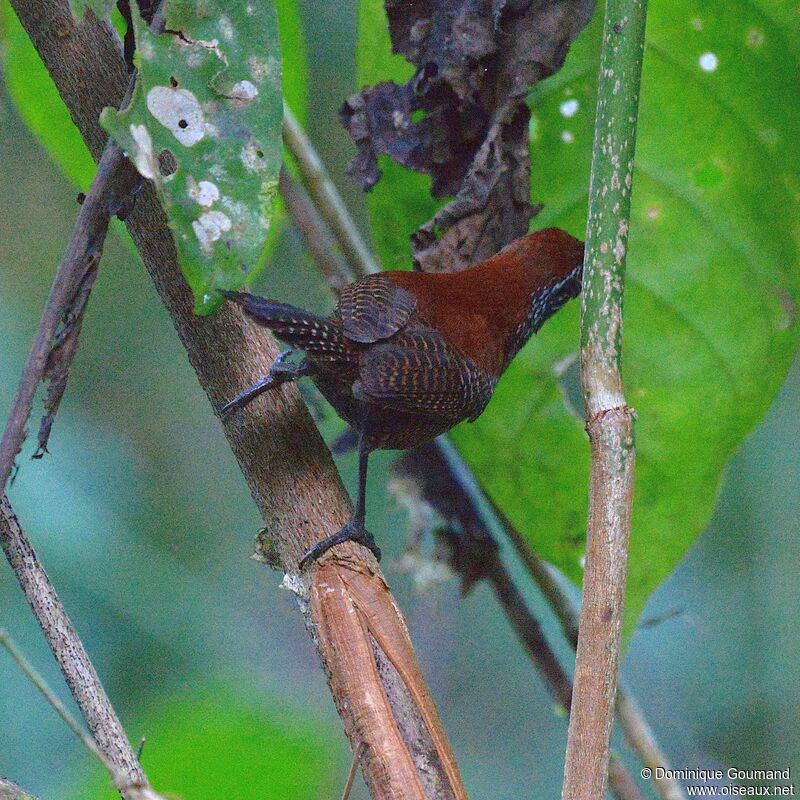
[341,0,594,272]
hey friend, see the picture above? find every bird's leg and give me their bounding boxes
[299,436,381,569]
[351,438,371,532]
[221,349,309,418]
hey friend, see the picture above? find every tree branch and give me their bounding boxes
[0,497,151,798]
[615,692,686,800]
[0,628,166,800]
[282,104,381,276]
[0,140,138,493]
[7,3,467,798]
[278,168,356,293]
[33,252,99,459]
[561,2,646,799]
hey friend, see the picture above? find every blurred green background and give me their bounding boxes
[1,2,798,798]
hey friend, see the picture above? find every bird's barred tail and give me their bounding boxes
[221,291,349,358]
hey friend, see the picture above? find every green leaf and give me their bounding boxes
[276,0,307,122]
[355,0,441,270]
[1,0,96,190]
[74,685,345,799]
[101,1,283,314]
[357,1,800,638]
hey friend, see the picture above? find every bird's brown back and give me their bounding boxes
[382,228,584,375]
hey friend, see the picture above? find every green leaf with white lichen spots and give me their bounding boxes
[1,0,305,194]
[101,0,283,315]
[357,0,800,641]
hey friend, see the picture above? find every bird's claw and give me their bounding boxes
[273,348,293,367]
[299,522,382,570]
[221,350,298,418]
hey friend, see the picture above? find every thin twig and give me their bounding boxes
[0,90,138,493]
[340,742,366,800]
[561,1,646,798]
[282,104,381,277]
[34,257,101,457]
[0,497,153,799]
[490,500,582,646]
[0,53,141,488]
[278,168,356,292]
[616,691,687,800]
[0,629,165,800]
[0,628,105,763]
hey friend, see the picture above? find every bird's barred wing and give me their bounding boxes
[353,329,496,421]
[221,291,349,361]
[337,275,417,343]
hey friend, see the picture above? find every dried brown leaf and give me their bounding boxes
[341,0,594,272]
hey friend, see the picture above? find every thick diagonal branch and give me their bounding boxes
[8,3,467,798]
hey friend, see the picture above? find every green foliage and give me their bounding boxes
[276,0,307,120]
[101,1,283,314]
[357,1,800,638]
[75,686,344,799]
[1,2,97,190]
[355,0,440,270]
[1,0,306,285]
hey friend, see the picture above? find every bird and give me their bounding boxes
[220,227,584,569]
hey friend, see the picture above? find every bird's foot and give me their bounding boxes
[299,522,382,570]
[221,350,302,418]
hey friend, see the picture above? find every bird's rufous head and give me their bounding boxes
[487,228,584,289]
[386,228,584,376]
[480,228,584,369]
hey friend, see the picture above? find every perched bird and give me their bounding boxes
[221,228,584,568]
